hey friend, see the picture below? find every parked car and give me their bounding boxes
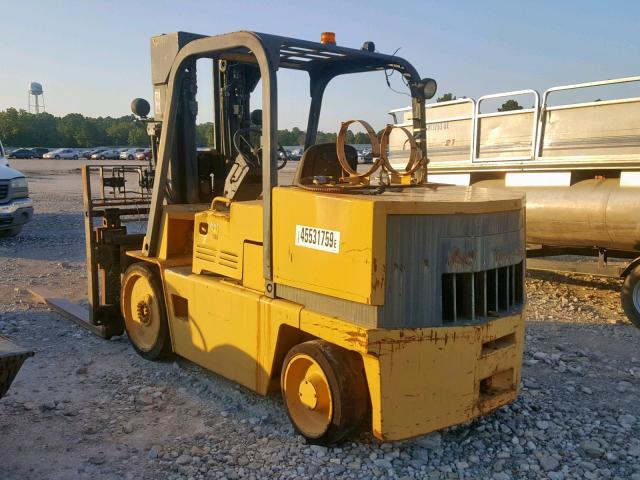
[0,140,33,237]
[30,147,49,158]
[289,148,304,161]
[134,148,152,161]
[120,148,147,160]
[43,148,79,160]
[7,148,34,159]
[82,148,107,159]
[91,149,121,160]
[358,149,373,164]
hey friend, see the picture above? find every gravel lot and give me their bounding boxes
[1,159,639,480]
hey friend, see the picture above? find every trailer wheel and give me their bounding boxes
[281,340,368,445]
[622,264,640,329]
[121,263,172,360]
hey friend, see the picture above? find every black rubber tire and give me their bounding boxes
[73,155,78,160]
[0,226,22,238]
[281,340,369,445]
[54,155,60,159]
[121,263,172,360]
[621,264,640,329]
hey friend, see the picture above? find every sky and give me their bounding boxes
[1,0,638,131]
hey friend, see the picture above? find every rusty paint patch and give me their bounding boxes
[371,277,384,292]
[448,247,475,267]
[474,388,517,416]
[345,330,368,350]
[493,247,524,265]
[368,328,475,354]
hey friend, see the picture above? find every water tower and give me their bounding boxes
[28,82,45,113]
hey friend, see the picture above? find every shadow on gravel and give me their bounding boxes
[528,269,623,291]
[0,212,85,262]
[525,319,640,356]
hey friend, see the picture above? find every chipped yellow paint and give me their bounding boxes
[300,308,524,440]
[299,310,370,353]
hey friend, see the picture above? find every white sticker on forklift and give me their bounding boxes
[295,225,340,253]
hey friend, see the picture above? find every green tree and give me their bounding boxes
[196,123,215,147]
[57,113,88,146]
[30,112,59,146]
[498,99,523,112]
[353,131,370,144]
[106,121,131,146]
[436,93,456,103]
[0,107,353,150]
[0,108,34,146]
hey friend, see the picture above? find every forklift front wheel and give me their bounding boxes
[121,263,172,360]
[621,264,640,329]
[281,340,368,445]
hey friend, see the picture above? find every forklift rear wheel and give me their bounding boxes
[621,264,640,329]
[121,263,172,360]
[281,340,368,445]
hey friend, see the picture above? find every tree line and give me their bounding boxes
[437,93,523,111]
[0,108,373,148]
[0,108,149,148]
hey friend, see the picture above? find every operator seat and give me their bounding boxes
[293,143,359,185]
[196,149,227,200]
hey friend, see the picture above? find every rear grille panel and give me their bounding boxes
[443,262,524,324]
[380,211,525,329]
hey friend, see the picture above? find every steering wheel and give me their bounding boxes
[234,128,288,170]
[276,144,289,170]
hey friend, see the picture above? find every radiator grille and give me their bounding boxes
[194,245,239,269]
[0,181,8,201]
[442,261,524,324]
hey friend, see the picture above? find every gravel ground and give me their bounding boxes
[1,160,639,480]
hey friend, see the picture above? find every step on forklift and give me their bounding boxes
[71,31,526,443]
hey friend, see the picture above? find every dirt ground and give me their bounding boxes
[1,159,639,480]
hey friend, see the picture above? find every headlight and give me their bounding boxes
[11,177,28,189]
[11,177,29,198]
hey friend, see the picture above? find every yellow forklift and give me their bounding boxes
[74,31,526,444]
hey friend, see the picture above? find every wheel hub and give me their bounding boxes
[136,294,153,325]
[283,354,334,438]
[298,377,319,410]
